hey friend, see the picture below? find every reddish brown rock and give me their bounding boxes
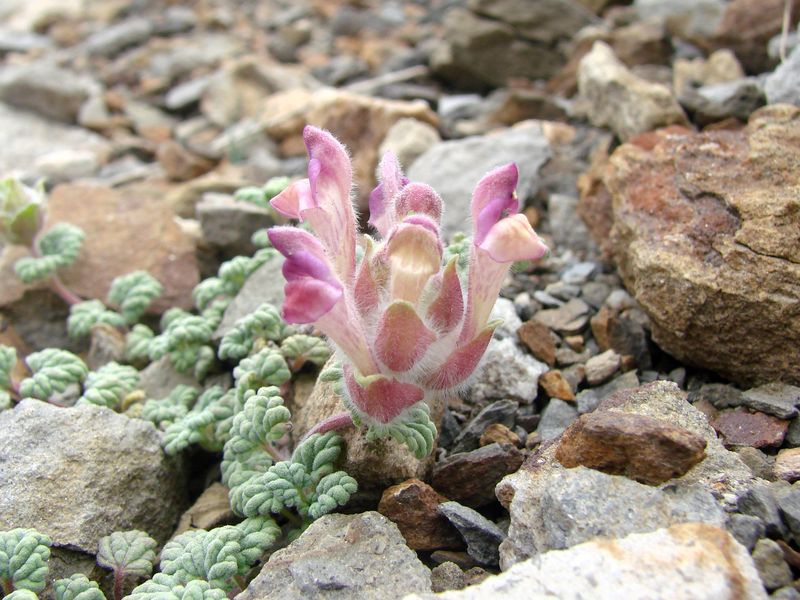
[479,424,522,448]
[157,140,215,182]
[576,138,615,259]
[711,409,789,449]
[44,183,199,311]
[432,443,524,508]
[517,319,556,366]
[597,105,800,386]
[539,370,575,401]
[378,479,463,551]
[556,410,707,485]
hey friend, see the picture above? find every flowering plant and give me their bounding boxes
[268,126,548,457]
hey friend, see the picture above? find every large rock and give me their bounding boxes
[403,523,767,600]
[600,105,800,385]
[468,0,595,45]
[577,42,687,141]
[4,183,199,312]
[237,512,431,600]
[496,382,754,568]
[430,8,564,90]
[407,123,551,241]
[467,337,548,405]
[765,45,800,106]
[0,400,186,578]
[0,63,98,123]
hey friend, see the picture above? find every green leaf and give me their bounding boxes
[234,348,290,398]
[97,530,157,579]
[54,573,106,600]
[124,325,155,366]
[365,403,437,459]
[218,304,288,362]
[234,517,279,565]
[308,471,357,520]
[14,224,85,283]
[77,362,139,410]
[0,391,11,412]
[160,527,244,591]
[0,345,17,391]
[127,572,227,600]
[0,177,44,246]
[19,349,88,400]
[291,432,343,478]
[107,272,163,325]
[4,589,39,600]
[67,300,126,339]
[0,529,52,593]
[192,278,227,312]
[280,334,331,368]
[232,387,290,446]
[239,462,311,518]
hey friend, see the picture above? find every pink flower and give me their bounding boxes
[269,126,548,444]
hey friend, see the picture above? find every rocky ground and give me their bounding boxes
[1,0,800,598]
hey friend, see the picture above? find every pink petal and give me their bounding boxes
[354,237,382,316]
[385,219,442,304]
[375,301,437,372]
[471,163,519,236]
[426,257,463,333]
[270,179,314,221]
[304,126,352,203]
[478,213,549,263]
[425,322,498,391]
[267,226,327,262]
[283,279,343,323]
[368,151,408,238]
[344,366,424,424]
[475,193,519,246]
[394,183,443,224]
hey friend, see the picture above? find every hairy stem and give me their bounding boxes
[113,570,125,600]
[261,441,287,462]
[48,274,83,306]
[301,411,354,441]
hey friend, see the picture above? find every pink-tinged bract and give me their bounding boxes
[344,366,424,424]
[375,301,436,372]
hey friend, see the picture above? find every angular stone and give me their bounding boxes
[584,349,621,385]
[534,298,591,335]
[405,524,767,600]
[438,502,506,567]
[430,562,466,593]
[469,0,594,45]
[538,370,575,401]
[737,481,790,538]
[726,513,765,552]
[197,193,276,258]
[752,538,793,591]
[0,63,98,123]
[238,512,431,600]
[468,337,547,405]
[777,487,800,545]
[711,409,789,449]
[600,105,800,386]
[575,370,640,414]
[85,17,153,57]
[157,140,215,182]
[765,45,800,105]
[516,319,556,366]
[690,383,744,410]
[432,443,524,508]
[450,400,518,455]
[578,41,687,141]
[0,400,187,552]
[479,424,521,448]
[378,479,463,551]
[775,448,800,483]
[679,78,765,126]
[556,410,707,485]
[536,398,578,441]
[741,383,800,420]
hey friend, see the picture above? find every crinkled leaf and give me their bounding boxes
[218,303,289,362]
[54,573,106,600]
[97,530,157,578]
[77,362,139,409]
[108,271,163,325]
[291,432,343,478]
[280,334,331,368]
[67,300,126,339]
[14,224,85,283]
[0,345,17,391]
[19,349,88,400]
[0,528,52,593]
[308,471,357,520]
[234,348,290,397]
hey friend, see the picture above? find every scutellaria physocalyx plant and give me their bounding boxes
[267,126,549,457]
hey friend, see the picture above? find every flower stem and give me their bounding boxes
[300,411,354,441]
[49,274,83,306]
[113,570,125,600]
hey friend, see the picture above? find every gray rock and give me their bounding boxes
[405,523,767,600]
[438,502,506,567]
[578,42,687,141]
[34,149,99,184]
[214,253,286,341]
[451,400,519,454]
[85,17,153,57]
[154,5,197,35]
[737,481,790,539]
[536,398,578,441]
[584,349,621,385]
[0,399,186,551]
[765,45,800,106]
[742,383,800,420]
[773,587,800,600]
[469,0,595,45]
[785,418,800,447]
[543,281,580,301]
[379,118,441,171]
[138,356,201,400]
[547,194,596,256]
[497,462,726,569]
[237,512,431,600]
[0,63,99,123]
[407,124,551,241]
[469,337,548,405]
[561,261,597,285]
[534,298,591,335]
[690,383,744,409]
[679,78,765,125]
[489,298,522,340]
[430,9,564,90]
[165,76,211,111]
[752,538,793,591]
[777,486,800,544]
[0,30,52,53]
[634,0,726,40]
[430,562,466,593]
[726,513,765,552]
[197,193,276,258]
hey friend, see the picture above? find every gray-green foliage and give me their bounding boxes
[233,348,290,398]
[0,177,43,247]
[124,324,155,366]
[218,304,290,362]
[125,574,227,600]
[4,589,39,600]
[0,346,15,407]
[97,530,157,578]
[54,574,106,600]
[162,387,234,455]
[78,362,140,409]
[139,385,199,430]
[14,223,85,283]
[67,300,126,339]
[149,312,215,380]
[363,403,437,460]
[19,349,88,401]
[234,176,290,210]
[107,271,163,325]
[0,529,52,594]
[280,334,331,369]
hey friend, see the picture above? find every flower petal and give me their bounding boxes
[425,321,499,391]
[270,179,314,221]
[426,257,464,333]
[283,279,343,323]
[475,192,519,246]
[376,301,437,372]
[394,182,442,224]
[471,163,520,228]
[368,151,408,238]
[384,217,443,304]
[267,226,327,262]
[344,366,424,424]
[478,213,549,263]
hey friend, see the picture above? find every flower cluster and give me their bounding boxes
[268,126,548,454]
